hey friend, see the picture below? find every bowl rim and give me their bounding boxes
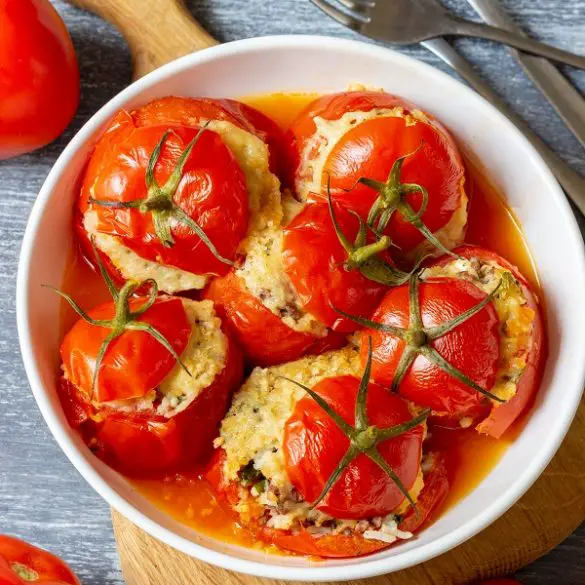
[16,34,585,581]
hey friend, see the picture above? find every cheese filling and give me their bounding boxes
[235,220,327,337]
[88,223,207,294]
[216,347,423,542]
[97,299,228,418]
[204,120,281,235]
[84,121,281,294]
[235,477,414,544]
[297,107,429,201]
[230,449,425,544]
[422,257,535,405]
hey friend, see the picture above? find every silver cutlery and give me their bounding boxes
[310,0,585,214]
[422,39,585,215]
[467,0,585,151]
[310,0,585,70]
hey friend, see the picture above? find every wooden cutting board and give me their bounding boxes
[68,0,217,80]
[67,0,585,582]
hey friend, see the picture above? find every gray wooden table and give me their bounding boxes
[1,1,584,583]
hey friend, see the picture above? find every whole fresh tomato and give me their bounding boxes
[0,0,79,159]
[79,113,249,281]
[0,535,79,585]
[286,91,466,257]
[283,199,409,333]
[203,271,345,366]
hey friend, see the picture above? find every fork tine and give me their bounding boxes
[309,0,368,29]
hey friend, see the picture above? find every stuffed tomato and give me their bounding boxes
[282,196,413,334]
[204,195,344,366]
[204,190,412,365]
[287,90,467,259]
[55,264,243,477]
[78,96,284,293]
[205,346,448,557]
[355,245,544,438]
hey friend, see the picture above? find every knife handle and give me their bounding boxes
[68,0,217,79]
[422,38,585,216]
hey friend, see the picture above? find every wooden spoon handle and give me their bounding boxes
[69,0,218,79]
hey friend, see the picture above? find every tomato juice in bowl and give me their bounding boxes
[17,36,585,581]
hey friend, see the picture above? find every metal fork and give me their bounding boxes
[468,0,585,151]
[310,0,585,70]
[310,0,585,215]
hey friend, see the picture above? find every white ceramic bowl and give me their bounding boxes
[17,36,585,581]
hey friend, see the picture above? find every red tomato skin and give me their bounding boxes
[0,0,79,159]
[284,376,423,518]
[205,449,447,558]
[264,529,385,558]
[430,245,546,438]
[129,96,287,180]
[59,331,244,478]
[60,296,191,404]
[398,453,449,533]
[79,113,249,278]
[57,377,92,428]
[0,535,80,585]
[231,101,289,182]
[362,279,500,417]
[282,202,390,333]
[286,91,465,254]
[325,115,465,254]
[203,271,345,366]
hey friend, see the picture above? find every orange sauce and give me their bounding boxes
[60,252,108,336]
[63,92,539,550]
[134,472,261,549]
[465,164,539,289]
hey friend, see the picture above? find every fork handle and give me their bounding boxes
[468,0,585,151]
[448,17,585,71]
[422,38,585,216]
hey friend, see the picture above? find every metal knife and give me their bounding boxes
[467,0,585,150]
[421,38,585,215]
